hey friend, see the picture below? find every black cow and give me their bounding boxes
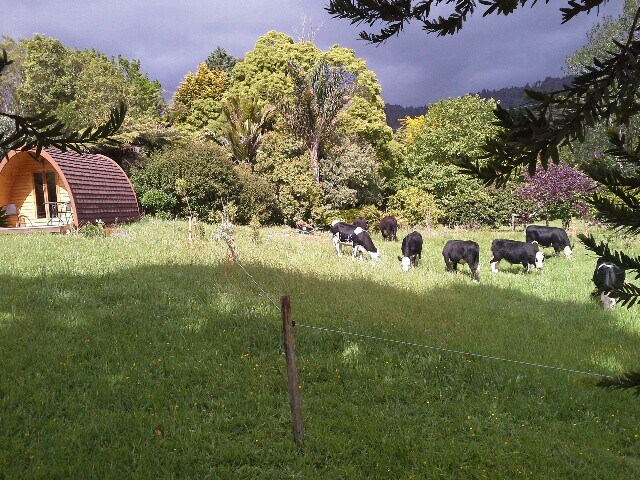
[442,240,481,281]
[490,239,544,273]
[353,218,367,230]
[379,216,398,241]
[526,225,573,259]
[398,231,423,272]
[330,221,380,260]
[592,258,626,310]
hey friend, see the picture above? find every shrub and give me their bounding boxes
[321,139,385,209]
[255,132,323,225]
[396,160,519,228]
[387,187,441,227]
[131,142,276,224]
[140,188,177,218]
[321,205,384,228]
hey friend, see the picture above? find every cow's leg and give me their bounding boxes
[490,258,500,273]
[334,235,343,257]
[444,257,453,271]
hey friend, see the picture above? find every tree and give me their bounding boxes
[220,95,274,166]
[205,47,237,75]
[518,164,596,227]
[171,62,229,137]
[0,48,125,158]
[0,35,166,155]
[227,31,391,159]
[277,59,358,180]
[321,138,385,208]
[400,95,500,164]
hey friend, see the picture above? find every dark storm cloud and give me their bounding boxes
[1,0,624,106]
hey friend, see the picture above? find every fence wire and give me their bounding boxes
[229,254,613,380]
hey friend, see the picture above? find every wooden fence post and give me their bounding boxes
[281,295,304,445]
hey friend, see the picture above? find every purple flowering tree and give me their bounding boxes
[518,164,596,228]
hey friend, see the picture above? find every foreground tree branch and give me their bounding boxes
[0,48,126,159]
[326,0,610,43]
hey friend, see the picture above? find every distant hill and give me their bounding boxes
[384,75,574,130]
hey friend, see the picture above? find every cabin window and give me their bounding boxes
[33,172,58,219]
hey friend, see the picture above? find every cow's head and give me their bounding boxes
[370,248,380,261]
[473,263,481,281]
[600,292,616,310]
[331,219,340,227]
[398,256,411,272]
[535,251,545,270]
[564,245,573,259]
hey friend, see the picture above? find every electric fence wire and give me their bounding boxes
[230,254,613,380]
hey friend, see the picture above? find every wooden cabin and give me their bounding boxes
[0,148,140,233]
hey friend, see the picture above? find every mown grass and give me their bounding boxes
[0,219,639,479]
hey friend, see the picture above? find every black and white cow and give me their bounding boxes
[330,221,380,260]
[592,258,626,310]
[379,216,398,241]
[526,225,573,259]
[490,239,544,273]
[398,231,423,272]
[353,217,368,230]
[442,240,481,281]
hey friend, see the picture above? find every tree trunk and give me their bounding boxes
[310,142,320,182]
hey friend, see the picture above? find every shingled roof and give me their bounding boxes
[5,148,140,226]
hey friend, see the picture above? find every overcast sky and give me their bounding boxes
[1,0,623,106]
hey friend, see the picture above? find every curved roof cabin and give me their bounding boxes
[0,148,139,232]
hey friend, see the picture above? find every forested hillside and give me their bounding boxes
[385,75,574,130]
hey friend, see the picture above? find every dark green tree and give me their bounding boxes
[205,47,238,75]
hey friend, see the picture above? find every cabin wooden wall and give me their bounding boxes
[0,153,71,225]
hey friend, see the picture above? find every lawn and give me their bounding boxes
[0,219,639,479]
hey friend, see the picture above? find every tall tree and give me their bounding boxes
[205,47,237,75]
[226,31,391,159]
[276,59,358,180]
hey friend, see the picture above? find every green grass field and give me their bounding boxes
[0,219,639,479]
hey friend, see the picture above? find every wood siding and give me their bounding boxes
[0,153,71,226]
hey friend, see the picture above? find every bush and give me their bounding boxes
[321,139,385,209]
[320,205,384,228]
[387,187,441,227]
[396,160,519,228]
[140,189,177,218]
[255,132,323,225]
[131,142,276,224]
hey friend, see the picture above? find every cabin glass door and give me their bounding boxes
[33,172,58,219]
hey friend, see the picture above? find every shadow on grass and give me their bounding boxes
[0,261,636,376]
[0,261,639,478]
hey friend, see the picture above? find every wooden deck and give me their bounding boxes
[0,225,63,235]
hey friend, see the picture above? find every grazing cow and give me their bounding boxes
[592,258,626,310]
[526,225,573,259]
[330,221,380,260]
[442,240,481,281]
[398,231,423,272]
[353,217,368,230]
[490,239,544,273]
[379,216,398,241]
